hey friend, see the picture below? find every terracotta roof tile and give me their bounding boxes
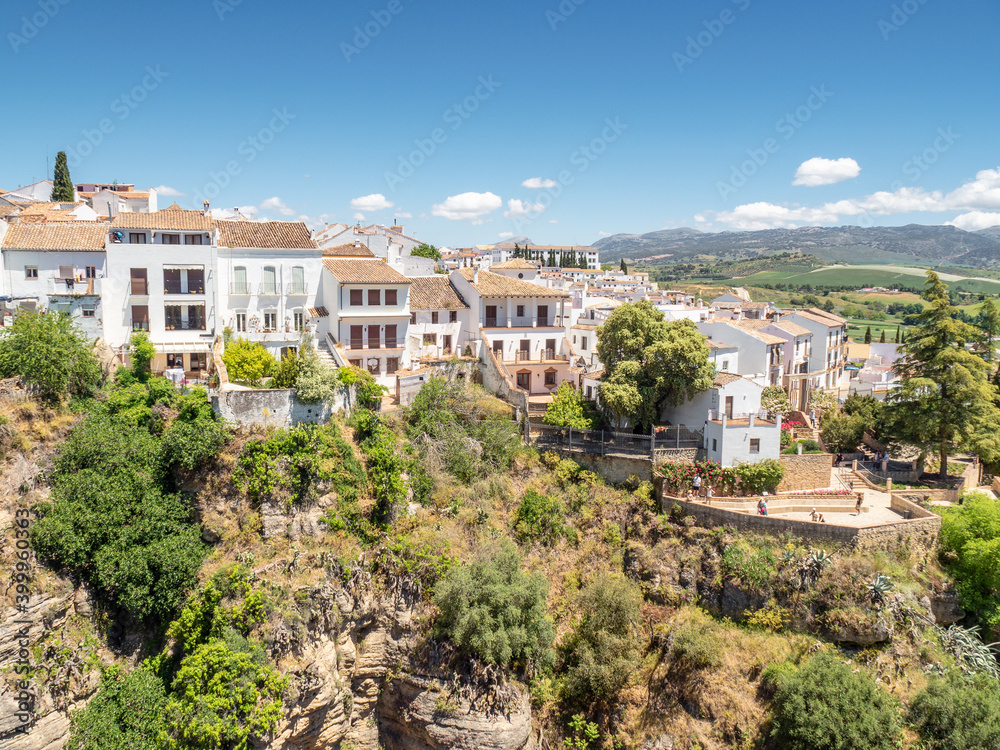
[2,222,109,251]
[491,259,538,270]
[308,306,329,318]
[789,308,847,327]
[408,276,469,310]
[713,372,745,386]
[112,208,214,231]
[217,220,316,249]
[322,242,376,258]
[770,321,812,337]
[457,268,570,298]
[322,258,411,284]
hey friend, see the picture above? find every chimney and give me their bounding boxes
[473,268,480,284]
[355,239,362,248]
[203,200,210,216]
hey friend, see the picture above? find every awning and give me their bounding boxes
[162,264,206,271]
[153,342,213,353]
[308,306,329,318]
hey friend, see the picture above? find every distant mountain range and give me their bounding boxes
[592,224,1000,268]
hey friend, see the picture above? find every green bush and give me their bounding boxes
[355,411,406,525]
[769,652,901,750]
[433,543,555,671]
[909,671,1000,749]
[939,496,1000,629]
[67,665,168,750]
[164,639,286,750]
[514,489,566,545]
[563,573,642,705]
[733,458,784,495]
[0,309,100,402]
[721,539,776,590]
[542,382,599,429]
[222,338,275,387]
[821,411,866,453]
[130,331,156,383]
[406,378,520,481]
[269,349,299,389]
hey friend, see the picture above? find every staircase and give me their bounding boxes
[315,341,338,369]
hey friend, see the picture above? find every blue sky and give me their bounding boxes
[4,0,1000,247]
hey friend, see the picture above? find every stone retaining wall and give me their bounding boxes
[212,386,354,428]
[549,450,654,484]
[777,453,833,492]
[660,488,940,556]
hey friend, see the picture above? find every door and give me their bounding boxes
[519,339,531,362]
[537,305,548,325]
[131,305,149,331]
[384,324,397,348]
[725,396,734,418]
[350,325,363,349]
[130,268,147,295]
[442,335,452,354]
[545,338,556,359]
[516,371,531,390]
[485,305,497,327]
[368,325,380,350]
[493,339,504,357]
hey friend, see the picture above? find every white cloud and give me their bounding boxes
[522,177,558,189]
[153,185,185,196]
[498,232,514,239]
[353,212,366,221]
[549,219,559,224]
[395,211,413,219]
[259,196,297,216]
[431,192,502,224]
[597,231,613,237]
[793,157,862,187]
[947,211,1000,231]
[504,198,546,218]
[705,166,1000,230]
[210,206,258,220]
[350,193,394,212]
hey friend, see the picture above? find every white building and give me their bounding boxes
[319,257,412,386]
[490,244,600,270]
[406,275,471,361]
[776,308,848,391]
[216,219,321,360]
[106,207,218,374]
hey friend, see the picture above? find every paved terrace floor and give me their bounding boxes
[767,466,907,527]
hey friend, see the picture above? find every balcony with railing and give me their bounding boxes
[49,277,100,295]
[286,282,309,296]
[509,348,569,364]
[708,408,772,424]
[258,283,279,296]
[229,282,250,295]
[131,319,149,332]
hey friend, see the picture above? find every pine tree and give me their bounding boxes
[513,242,521,259]
[51,151,73,202]
[885,271,1000,480]
[620,258,627,274]
[977,298,1000,362]
[879,330,886,343]
[864,326,872,344]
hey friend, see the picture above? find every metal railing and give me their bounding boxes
[708,409,770,422]
[258,283,279,296]
[532,423,703,459]
[286,283,309,295]
[229,282,250,295]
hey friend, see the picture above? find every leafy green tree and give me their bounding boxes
[67,666,168,750]
[820,411,865,453]
[51,150,74,201]
[909,671,1000,750]
[294,348,334,403]
[222,339,275,387]
[885,271,1000,479]
[542,382,599,430]
[563,573,642,705]
[0,310,100,402]
[411,243,442,261]
[978,298,1000,362]
[864,326,872,344]
[130,331,156,383]
[760,385,792,419]
[842,393,885,438]
[514,489,566,545]
[164,640,286,750]
[596,302,713,431]
[769,652,901,750]
[808,390,838,412]
[433,543,555,671]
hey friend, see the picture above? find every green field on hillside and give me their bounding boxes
[739,266,1000,294]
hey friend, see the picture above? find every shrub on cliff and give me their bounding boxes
[433,542,555,671]
[909,671,1000,750]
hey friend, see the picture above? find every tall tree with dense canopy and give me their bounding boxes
[885,271,1000,479]
[596,301,713,431]
[51,150,74,201]
[620,258,627,274]
[542,382,599,429]
[977,298,1000,362]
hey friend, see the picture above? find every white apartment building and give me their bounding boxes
[106,208,217,374]
[407,276,471,360]
[777,308,849,391]
[216,219,321,359]
[319,257,412,386]
[490,244,600,270]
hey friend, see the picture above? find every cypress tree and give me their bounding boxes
[894,325,900,343]
[879,330,886,343]
[864,326,872,344]
[620,258,628,274]
[51,151,74,202]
